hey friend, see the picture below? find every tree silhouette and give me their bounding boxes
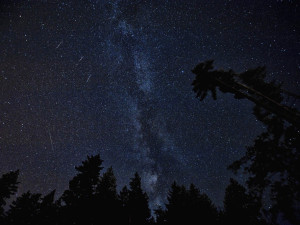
[191,60,218,100]
[5,191,41,225]
[0,170,19,221]
[192,60,300,127]
[63,155,103,201]
[38,190,58,225]
[127,172,151,225]
[154,206,167,225]
[229,122,300,224]
[120,185,130,207]
[165,182,186,225]
[192,61,300,224]
[60,154,104,225]
[6,152,299,224]
[95,166,122,225]
[223,178,265,225]
[119,185,131,224]
[187,183,219,225]
[164,182,219,225]
[97,167,117,200]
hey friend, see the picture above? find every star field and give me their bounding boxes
[0,0,299,209]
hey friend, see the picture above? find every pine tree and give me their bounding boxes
[96,166,122,225]
[97,167,117,200]
[127,172,151,225]
[154,206,167,225]
[60,154,103,225]
[119,185,130,207]
[187,184,218,225]
[192,61,300,224]
[165,182,218,225]
[224,179,264,225]
[165,182,187,225]
[64,155,103,201]
[0,170,19,219]
[5,191,41,225]
[38,190,57,225]
[119,185,131,224]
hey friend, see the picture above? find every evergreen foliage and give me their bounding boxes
[192,61,300,224]
[0,155,265,225]
[127,172,151,225]
[0,170,19,218]
[223,179,265,225]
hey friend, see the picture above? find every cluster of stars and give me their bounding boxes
[0,0,298,209]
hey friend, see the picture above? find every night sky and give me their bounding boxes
[0,0,299,209]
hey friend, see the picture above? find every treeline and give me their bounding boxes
[1,61,298,225]
[1,155,266,225]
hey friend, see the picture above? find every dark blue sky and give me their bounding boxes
[0,0,299,209]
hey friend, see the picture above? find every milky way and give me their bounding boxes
[0,0,299,209]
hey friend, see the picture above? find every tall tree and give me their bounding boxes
[165,182,218,225]
[60,154,104,225]
[0,170,20,225]
[63,155,103,201]
[229,121,300,224]
[119,185,131,224]
[192,61,300,224]
[154,206,167,225]
[96,166,122,225]
[223,179,265,225]
[97,167,117,200]
[5,191,41,225]
[0,170,19,219]
[38,190,58,225]
[187,184,219,225]
[165,182,186,224]
[127,172,151,225]
[119,185,130,207]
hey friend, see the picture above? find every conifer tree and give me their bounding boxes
[119,185,131,224]
[96,166,122,225]
[0,170,19,219]
[165,182,218,225]
[191,60,300,126]
[97,167,117,200]
[224,179,265,225]
[119,185,130,207]
[38,190,57,225]
[60,154,103,225]
[127,172,151,225]
[187,184,218,225]
[165,182,186,225]
[154,206,167,225]
[5,191,41,225]
[192,61,300,224]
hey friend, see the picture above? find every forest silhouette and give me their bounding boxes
[0,155,267,225]
[0,61,299,225]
